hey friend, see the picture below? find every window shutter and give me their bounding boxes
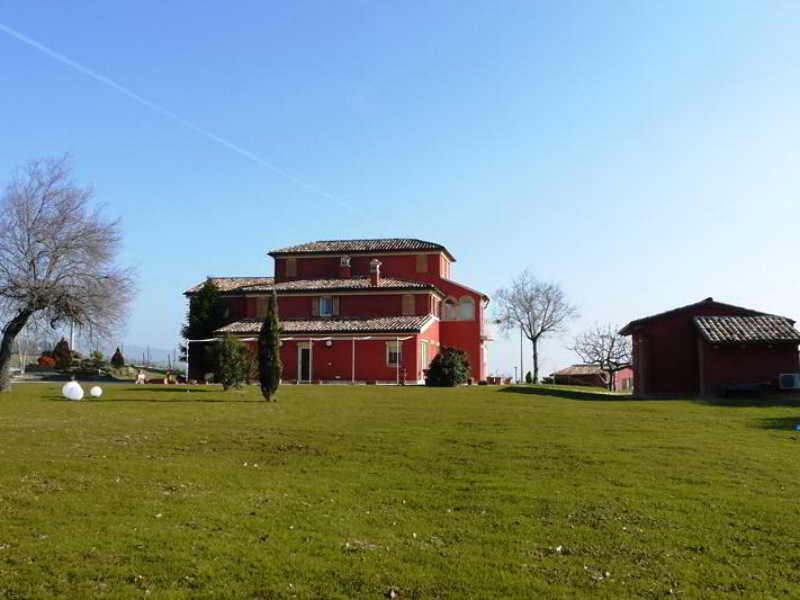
[332,296,340,316]
[286,258,296,277]
[402,294,414,316]
[416,254,427,273]
[312,297,320,317]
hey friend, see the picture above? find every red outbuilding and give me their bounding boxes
[551,364,607,387]
[551,364,634,392]
[184,239,491,383]
[619,297,800,396]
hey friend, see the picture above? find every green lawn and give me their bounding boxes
[1,383,799,599]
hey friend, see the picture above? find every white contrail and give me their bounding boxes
[0,22,356,213]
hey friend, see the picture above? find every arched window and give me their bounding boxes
[442,297,458,321]
[458,296,475,320]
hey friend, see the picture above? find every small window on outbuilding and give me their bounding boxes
[416,254,427,273]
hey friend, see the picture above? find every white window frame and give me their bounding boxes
[442,297,458,321]
[386,341,402,367]
[297,342,312,382]
[458,296,475,321]
[319,295,334,317]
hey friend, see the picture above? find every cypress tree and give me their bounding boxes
[180,278,224,377]
[258,289,282,401]
[111,347,125,368]
[53,338,72,370]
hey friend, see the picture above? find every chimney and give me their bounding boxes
[339,255,351,278]
[369,259,382,286]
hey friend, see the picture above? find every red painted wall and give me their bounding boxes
[275,252,446,283]
[269,293,433,319]
[218,297,247,322]
[701,343,799,393]
[433,278,485,380]
[613,367,634,392]
[417,320,441,381]
[272,336,420,383]
[554,373,606,387]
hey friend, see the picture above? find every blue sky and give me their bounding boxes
[2,1,799,374]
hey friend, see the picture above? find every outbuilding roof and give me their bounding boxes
[268,238,455,261]
[185,276,441,296]
[552,364,605,376]
[215,314,432,336]
[619,297,767,335]
[694,315,800,344]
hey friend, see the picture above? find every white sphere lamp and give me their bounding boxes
[62,380,84,401]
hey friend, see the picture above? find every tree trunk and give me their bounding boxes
[0,309,34,393]
[607,370,614,391]
[532,338,539,383]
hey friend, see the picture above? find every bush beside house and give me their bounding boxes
[426,347,471,387]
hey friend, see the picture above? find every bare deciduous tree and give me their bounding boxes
[0,156,135,392]
[570,323,631,391]
[494,270,578,383]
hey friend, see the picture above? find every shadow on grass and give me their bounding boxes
[497,385,638,402]
[116,387,217,393]
[754,416,800,430]
[691,395,800,408]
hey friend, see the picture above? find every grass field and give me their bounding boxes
[1,383,799,599]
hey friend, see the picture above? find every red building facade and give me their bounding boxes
[619,298,800,396]
[185,239,490,383]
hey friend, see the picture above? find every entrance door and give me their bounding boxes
[299,348,311,382]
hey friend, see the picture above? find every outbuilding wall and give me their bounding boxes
[701,342,799,393]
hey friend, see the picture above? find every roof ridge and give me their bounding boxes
[314,237,435,242]
[619,297,770,335]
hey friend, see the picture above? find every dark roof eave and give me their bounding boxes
[190,284,443,296]
[275,285,439,294]
[218,327,424,336]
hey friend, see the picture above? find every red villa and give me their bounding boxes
[184,239,491,383]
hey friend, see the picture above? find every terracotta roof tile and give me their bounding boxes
[552,364,605,376]
[184,277,274,295]
[215,315,431,335]
[275,277,435,292]
[694,315,800,344]
[186,276,438,295]
[269,238,454,260]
